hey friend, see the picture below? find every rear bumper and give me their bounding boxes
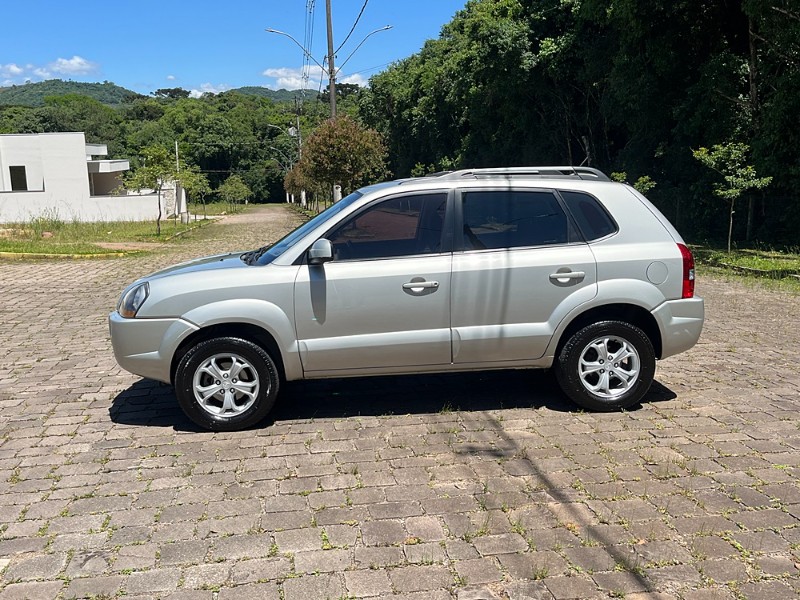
[651,297,705,359]
[109,312,198,383]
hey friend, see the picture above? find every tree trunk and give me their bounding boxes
[728,198,735,254]
[156,187,162,236]
[746,196,754,241]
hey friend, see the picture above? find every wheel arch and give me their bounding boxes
[554,303,662,359]
[171,323,286,385]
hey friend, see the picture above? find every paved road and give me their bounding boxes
[0,204,798,600]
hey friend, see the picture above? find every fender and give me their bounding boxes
[181,298,303,380]
[543,278,667,359]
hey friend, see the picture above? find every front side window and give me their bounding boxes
[461,190,573,250]
[327,193,447,260]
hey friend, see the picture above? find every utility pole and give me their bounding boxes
[326,0,337,119]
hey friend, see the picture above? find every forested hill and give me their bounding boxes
[0,80,143,107]
[0,80,308,107]
[230,87,311,102]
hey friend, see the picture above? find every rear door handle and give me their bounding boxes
[549,271,585,281]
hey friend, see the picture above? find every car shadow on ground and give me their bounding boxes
[108,370,677,431]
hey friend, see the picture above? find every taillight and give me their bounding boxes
[678,243,695,299]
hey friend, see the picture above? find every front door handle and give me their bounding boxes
[402,280,439,290]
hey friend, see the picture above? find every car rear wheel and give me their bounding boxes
[554,321,655,411]
[175,337,279,431]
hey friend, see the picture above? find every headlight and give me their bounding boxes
[118,282,150,318]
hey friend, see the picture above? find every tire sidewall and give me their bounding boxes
[556,321,655,411]
[175,337,279,431]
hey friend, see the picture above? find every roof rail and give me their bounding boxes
[433,166,611,182]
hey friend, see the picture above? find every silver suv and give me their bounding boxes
[110,167,704,431]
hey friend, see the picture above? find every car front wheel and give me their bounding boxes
[554,321,655,411]
[175,337,279,431]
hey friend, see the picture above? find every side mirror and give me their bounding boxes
[308,238,333,265]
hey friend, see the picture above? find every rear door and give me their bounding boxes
[451,188,597,364]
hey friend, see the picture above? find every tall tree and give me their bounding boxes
[124,145,179,235]
[693,142,772,252]
[299,116,388,196]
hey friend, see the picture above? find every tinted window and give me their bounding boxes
[560,190,617,241]
[462,191,571,250]
[327,193,446,260]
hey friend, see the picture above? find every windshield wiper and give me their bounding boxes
[241,245,269,265]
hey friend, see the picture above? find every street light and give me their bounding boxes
[266,24,391,119]
[335,25,392,75]
[265,28,327,71]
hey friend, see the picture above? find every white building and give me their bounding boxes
[0,132,186,222]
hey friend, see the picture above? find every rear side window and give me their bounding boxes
[559,190,617,241]
[461,190,574,250]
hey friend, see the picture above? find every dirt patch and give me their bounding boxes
[94,241,165,251]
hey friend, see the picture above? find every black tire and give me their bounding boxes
[554,321,655,412]
[175,337,279,431]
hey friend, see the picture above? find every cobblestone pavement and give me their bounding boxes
[0,204,798,600]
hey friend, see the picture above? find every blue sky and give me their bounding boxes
[0,1,467,96]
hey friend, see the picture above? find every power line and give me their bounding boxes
[301,0,317,101]
[336,0,370,54]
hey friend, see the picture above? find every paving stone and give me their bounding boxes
[218,582,281,600]
[738,580,797,600]
[472,533,529,556]
[181,563,229,589]
[124,567,181,594]
[272,527,321,553]
[697,558,749,583]
[544,575,602,599]
[228,557,292,584]
[453,557,503,585]
[361,519,407,546]
[158,540,210,565]
[3,553,67,581]
[389,564,453,593]
[0,581,63,600]
[282,573,345,600]
[344,569,393,597]
[293,548,352,573]
[63,575,124,599]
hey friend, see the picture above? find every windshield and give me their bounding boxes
[253,191,364,265]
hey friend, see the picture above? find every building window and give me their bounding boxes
[9,166,28,191]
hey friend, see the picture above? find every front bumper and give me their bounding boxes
[651,297,705,359]
[108,312,199,383]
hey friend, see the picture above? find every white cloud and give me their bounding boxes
[262,66,322,90]
[0,56,98,84]
[339,73,368,87]
[261,65,366,91]
[188,82,232,98]
[166,75,176,80]
[0,63,24,77]
[50,55,97,75]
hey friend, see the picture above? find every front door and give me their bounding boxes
[294,192,453,374]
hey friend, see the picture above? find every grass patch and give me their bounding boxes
[0,215,215,255]
[694,246,800,292]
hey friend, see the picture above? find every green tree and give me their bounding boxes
[300,116,388,197]
[178,165,212,218]
[693,142,772,253]
[40,94,122,151]
[217,174,253,213]
[124,145,179,235]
